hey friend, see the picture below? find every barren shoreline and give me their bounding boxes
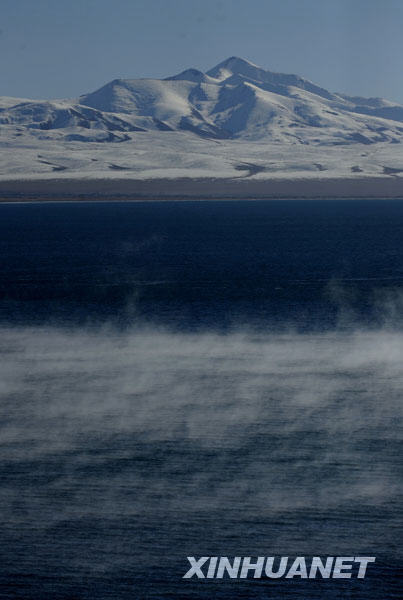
[1,176,403,202]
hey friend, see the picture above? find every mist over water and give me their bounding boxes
[0,201,402,598]
[0,323,402,598]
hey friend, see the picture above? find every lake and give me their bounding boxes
[0,200,401,599]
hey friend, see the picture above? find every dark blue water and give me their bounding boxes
[0,200,402,599]
[2,199,403,329]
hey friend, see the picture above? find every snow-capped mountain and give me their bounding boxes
[2,57,403,182]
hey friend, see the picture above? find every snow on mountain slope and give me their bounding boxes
[75,56,403,142]
[0,100,142,141]
[2,57,403,181]
[206,56,338,102]
[79,78,229,138]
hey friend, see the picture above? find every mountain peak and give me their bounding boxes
[207,56,263,81]
[165,68,215,84]
[220,56,259,67]
[205,57,338,102]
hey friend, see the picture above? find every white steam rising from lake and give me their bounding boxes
[0,325,401,529]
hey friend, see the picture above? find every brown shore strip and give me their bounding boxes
[1,176,403,202]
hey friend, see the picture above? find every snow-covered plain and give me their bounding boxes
[2,57,403,183]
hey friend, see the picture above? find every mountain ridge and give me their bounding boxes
[2,57,403,183]
[2,57,403,144]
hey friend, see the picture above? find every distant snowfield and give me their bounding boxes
[2,132,403,182]
[1,57,403,184]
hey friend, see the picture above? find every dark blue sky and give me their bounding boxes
[1,0,403,102]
